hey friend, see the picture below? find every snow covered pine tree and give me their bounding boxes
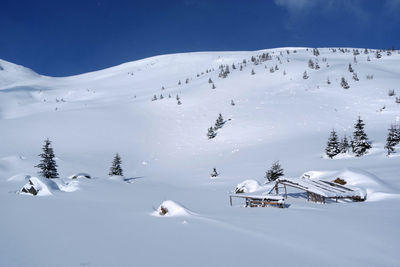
[325,129,340,158]
[339,135,350,154]
[265,161,284,182]
[35,138,59,179]
[211,168,219,177]
[385,125,400,156]
[214,113,225,130]
[109,153,123,176]
[352,116,371,157]
[207,127,216,139]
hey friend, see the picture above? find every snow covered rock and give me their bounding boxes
[68,173,91,179]
[152,200,190,217]
[19,177,59,196]
[235,179,263,193]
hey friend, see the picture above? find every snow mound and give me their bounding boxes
[235,179,263,193]
[7,174,31,182]
[302,168,396,202]
[152,200,191,217]
[19,176,80,195]
[109,175,125,181]
[68,173,91,179]
[19,176,59,196]
[55,179,80,192]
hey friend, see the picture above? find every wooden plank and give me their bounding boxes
[284,184,287,199]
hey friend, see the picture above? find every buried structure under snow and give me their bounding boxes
[229,194,286,208]
[230,175,367,207]
[270,175,367,204]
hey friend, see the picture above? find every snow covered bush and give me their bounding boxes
[235,180,263,193]
[153,200,190,217]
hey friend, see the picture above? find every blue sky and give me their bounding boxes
[1,0,399,76]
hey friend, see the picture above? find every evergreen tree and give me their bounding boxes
[394,125,400,143]
[265,161,284,182]
[385,124,400,156]
[341,77,350,89]
[109,153,123,176]
[211,168,219,177]
[303,71,309,79]
[251,69,255,75]
[35,138,59,179]
[152,94,157,101]
[208,78,213,83]
[352,116,371,156]
[308,59,314,69]
[207,127,216,139]
[325,129,340,158]
[212,83,216,89]
[214,113,225,129]
[348,63,353,72]
[218,66,230,78]
[231,99,235,106]
[385,125,398,156]
[339,135,350,154]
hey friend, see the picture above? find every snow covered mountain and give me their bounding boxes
[1,47,400,266]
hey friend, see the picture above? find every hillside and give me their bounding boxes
[1,47,400,267]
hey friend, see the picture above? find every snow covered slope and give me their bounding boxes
[1,48,400,266]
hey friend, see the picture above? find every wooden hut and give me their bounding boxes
[229,194,285,208]
[270,177,367,203]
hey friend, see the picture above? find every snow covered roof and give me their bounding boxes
[275,177,366,199]
[230,194,284,201]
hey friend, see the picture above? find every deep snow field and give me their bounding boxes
[1,47,400,266]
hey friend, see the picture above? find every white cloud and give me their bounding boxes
[274,0,323,13]
[384,0,400,9]
[274,0,369,21]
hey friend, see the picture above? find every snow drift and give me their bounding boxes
[19,176,58,196]
[234,179,264,193]
[152,200,191,217]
